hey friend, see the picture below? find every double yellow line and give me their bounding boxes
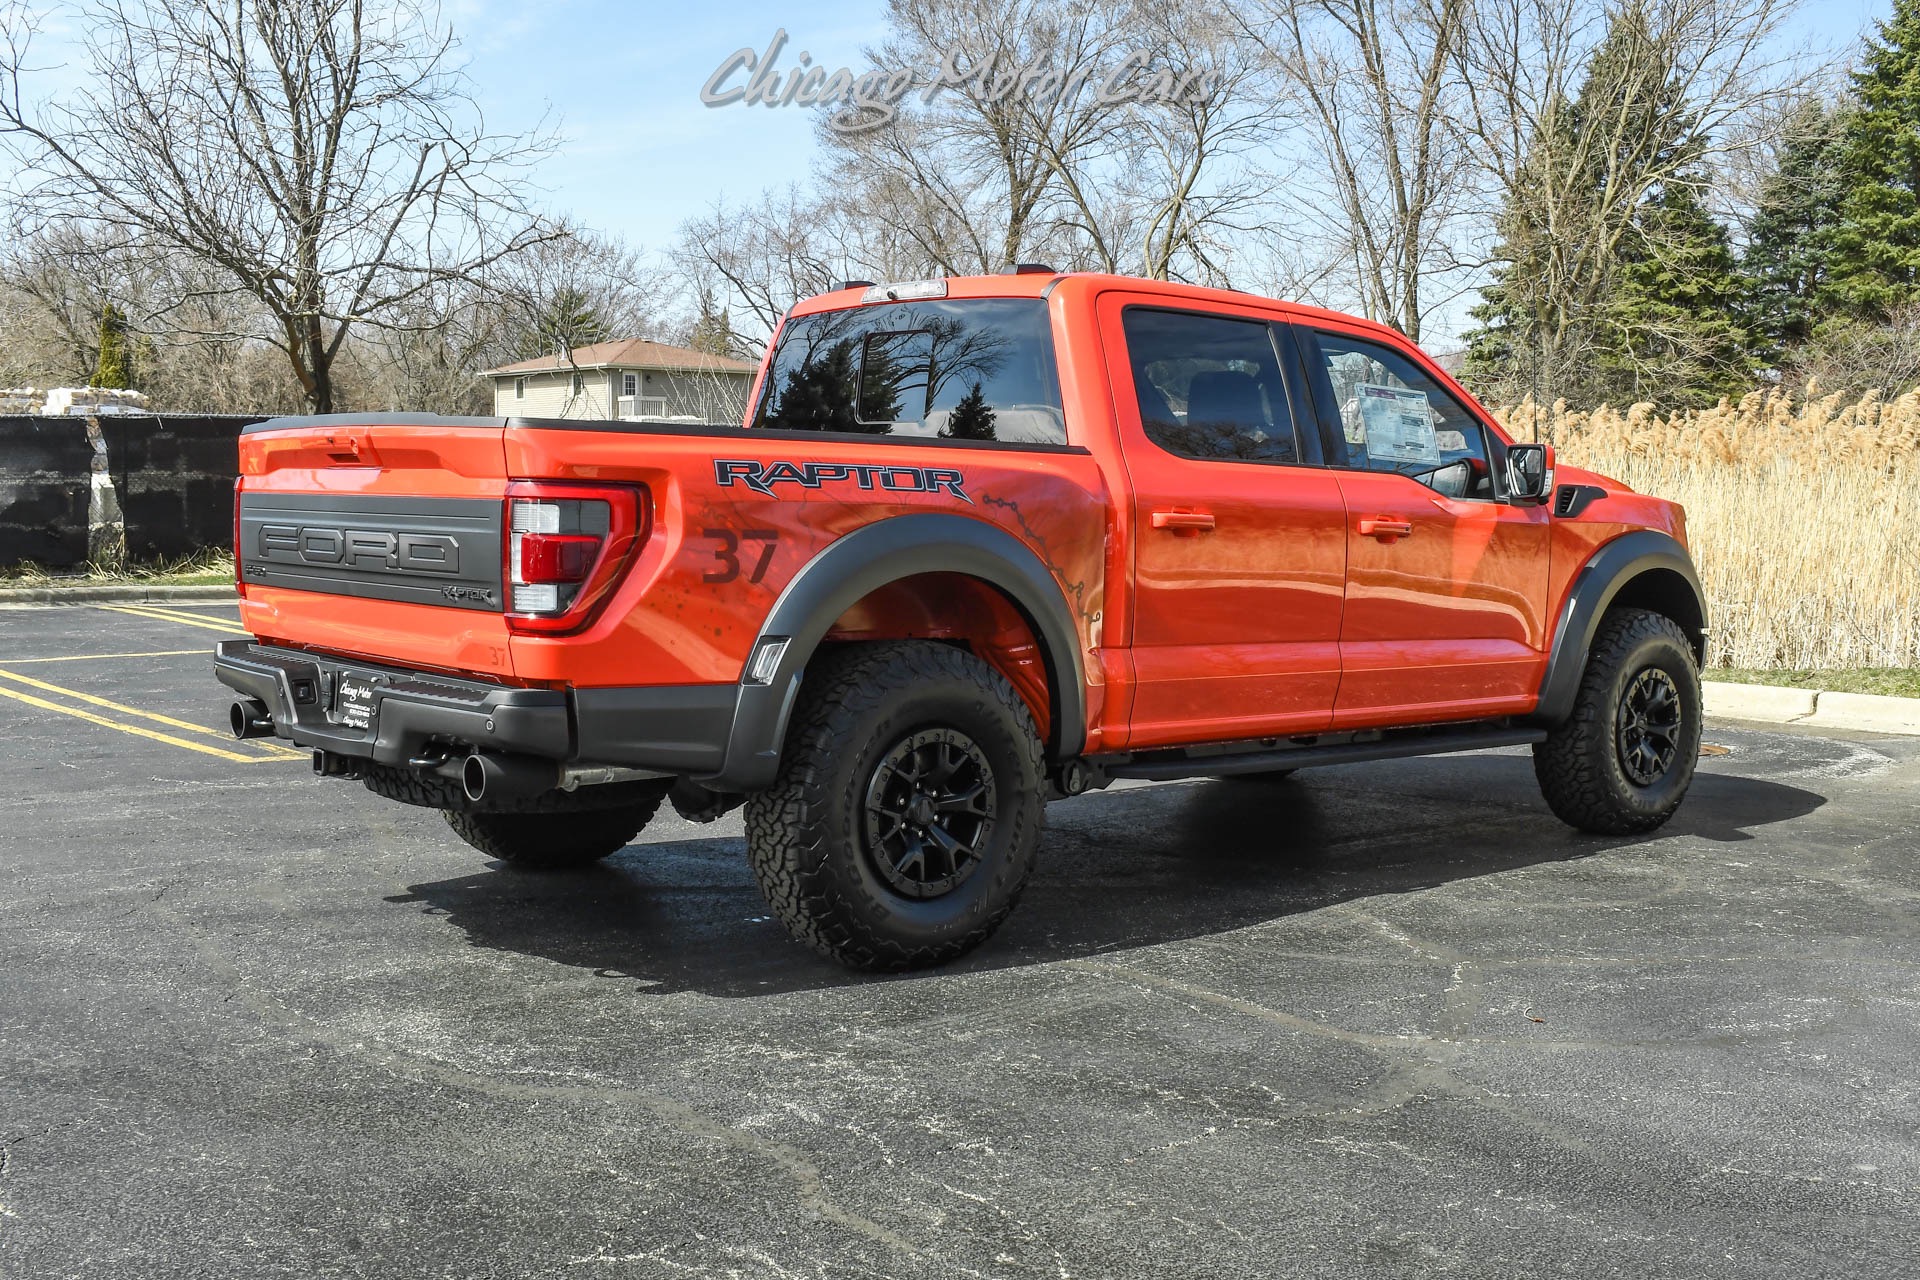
[97,603,248,635]
[0,664,302,763]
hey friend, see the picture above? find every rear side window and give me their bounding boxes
[753,298,1065,444]
[1120,308,1300,464]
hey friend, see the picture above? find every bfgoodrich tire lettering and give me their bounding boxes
[1533,608,1703,835]
[744,641,1045,971]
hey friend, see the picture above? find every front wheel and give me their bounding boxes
[744,641,1045,971]
[1533,608,1702,835]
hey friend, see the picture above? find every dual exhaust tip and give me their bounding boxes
[232,696,549,804]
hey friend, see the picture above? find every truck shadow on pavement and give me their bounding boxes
[389,754,1826,998]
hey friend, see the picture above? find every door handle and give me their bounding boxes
[1150,510,1215,533]
[1358,516,1413,541]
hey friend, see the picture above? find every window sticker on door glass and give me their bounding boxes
[1355,383,1440,466]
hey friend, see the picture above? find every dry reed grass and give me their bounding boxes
[1493,388,1920,670]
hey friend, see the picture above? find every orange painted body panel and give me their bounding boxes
[500,431,1109,737]
[1330,468,1550,728]
[234,272,1692,760]
[1091,288,1345,746]
[236,424,517,679]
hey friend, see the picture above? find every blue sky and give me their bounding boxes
[6,0,1901,325]
[458,0,1892,262]
[451,0,887,254]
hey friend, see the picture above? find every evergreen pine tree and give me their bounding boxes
[521,287,608,360]
[1597,178,1753,405]
[942,381,997,439]
[1827,0,1920,317]
[1740,100,1853,360]
[689,290,737,357]
[1461,6,1747,409]
[93,303,132,389]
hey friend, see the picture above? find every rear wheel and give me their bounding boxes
[1533,608,1702,835]
[744,642,1045,971]
[440,779,670,868]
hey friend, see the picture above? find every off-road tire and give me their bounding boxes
[744,641,1046,971]
[439,779,671,869]
[1533,608,1702,835]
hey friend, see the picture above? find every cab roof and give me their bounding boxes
[786,271,1414,350]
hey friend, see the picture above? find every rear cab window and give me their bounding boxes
[1120,307,1303,465]
[752,298,1066,445]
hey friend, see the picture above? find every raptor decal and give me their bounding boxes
[714,459,971,505]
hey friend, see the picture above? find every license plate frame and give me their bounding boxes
[333,672,379,733]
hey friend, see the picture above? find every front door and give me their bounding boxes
[1293,324,1551,727]
[1101,295,1349,748]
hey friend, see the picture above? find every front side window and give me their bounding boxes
[753,298,1065,444]
[1309,331,1497,499]
[1121,308,1299,465]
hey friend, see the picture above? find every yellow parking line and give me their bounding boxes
[0,667,306,756]
[0,684,283,762]
[2,650,205,664]
[97,604,247,635]
[144,607,240,626]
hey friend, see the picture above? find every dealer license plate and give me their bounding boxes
[334,673,379,733]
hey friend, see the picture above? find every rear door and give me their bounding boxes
[236,419,518,678]
[1100,294,1348,747]
[1292,324,1550,727]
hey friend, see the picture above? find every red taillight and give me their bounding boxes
[517,533,601,584]
[504,481,648,635]
[233,476,247,599]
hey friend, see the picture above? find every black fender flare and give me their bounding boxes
[1531,529,1708,726]
[705,514,1089,791]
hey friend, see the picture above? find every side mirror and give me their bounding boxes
[1506,443,1554,503]
[1423,458,1475,499]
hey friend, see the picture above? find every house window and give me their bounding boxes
[622,372,638,397]
[514,377,525,400]
[571,373,584,395]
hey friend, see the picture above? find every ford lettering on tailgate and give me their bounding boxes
[238,492,504,610]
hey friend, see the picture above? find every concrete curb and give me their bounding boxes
[1706,680,1920,736]
[0,583,237,607]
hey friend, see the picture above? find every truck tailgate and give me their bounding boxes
[236,419,518,679]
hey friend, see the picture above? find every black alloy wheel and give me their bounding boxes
[1617,667,1684,786]
[863,728,999,899]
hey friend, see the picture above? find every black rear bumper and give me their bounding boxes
[213,641,737,776]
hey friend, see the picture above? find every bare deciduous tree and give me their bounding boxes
[673,187,851,353]
[1242,0,1476,341]
[0,0,562,412]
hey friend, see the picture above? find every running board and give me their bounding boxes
[1089,724,1547,784]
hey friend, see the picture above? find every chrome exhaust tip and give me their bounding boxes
[229,697,274,740]
[460,751,557,805]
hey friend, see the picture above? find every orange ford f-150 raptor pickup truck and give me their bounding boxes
[215,270,1707,970]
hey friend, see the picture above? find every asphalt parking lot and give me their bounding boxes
[1,600,1916,1279]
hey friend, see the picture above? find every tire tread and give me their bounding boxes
[1533,608,1699,835]
[743,642,1044,971]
